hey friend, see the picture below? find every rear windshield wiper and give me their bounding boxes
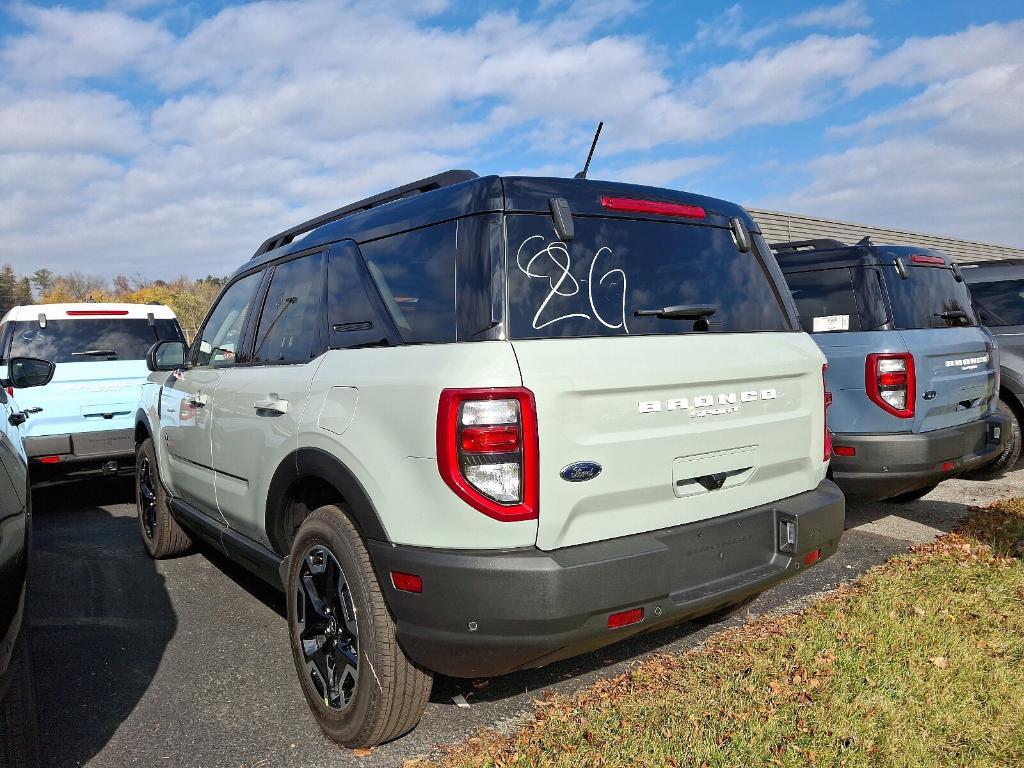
[934,310,970,325]
[634,305,717,320]
[72,349,118,358]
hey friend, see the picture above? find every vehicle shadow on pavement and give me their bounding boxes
[28,479,178,768]
[844,496,973,537]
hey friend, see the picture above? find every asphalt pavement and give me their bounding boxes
[26,467,1024,768]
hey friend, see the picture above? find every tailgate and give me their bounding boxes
[17,360,149,437]
[513,334,827,550]
[899,328,996,433]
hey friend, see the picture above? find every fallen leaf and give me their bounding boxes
[930,656,949,669]
[352,747,373,757]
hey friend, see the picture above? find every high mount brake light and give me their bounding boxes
[65,310,130,316]
[823,364,833,462]
[866,353,915,419]
[599,196,705,219]
[910,254,945,265]
[437,388,539,522]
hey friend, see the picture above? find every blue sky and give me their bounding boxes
[0,0,1021,276]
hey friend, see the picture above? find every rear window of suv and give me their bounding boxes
[506,215,791,339]
[6,318,183,363]
[882,262,978,330]
[968,278,1024,326]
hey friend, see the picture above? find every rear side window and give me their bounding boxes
[506,215,790,339]
[785,268,864,333]
[327,246,392,349]
[968,279,1024,327]
[8,318,182,363]
[359,222,456,344]
[252,252,324,364]
[883,265,977,329]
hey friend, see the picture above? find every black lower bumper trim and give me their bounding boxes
[369,479,845,679]
[830,412,1009,500]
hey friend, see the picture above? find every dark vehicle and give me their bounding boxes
[0,357,55,767]
[960,259,1024,476]
[775,238,1008,501]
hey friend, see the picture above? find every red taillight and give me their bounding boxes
[391,571,423,593]
[39,456,61,464]
[941,461,955,473]
[833,445,856,457]
[600,196,705,219]
[865,353,915,419]
[65,310,130,316]
[608,607,644,629]
[4,386,11,397]
[803,549,822,567]
[437,388,538,522]
[460,425,521,453]
[910,254,945,265]
[823,364,833,462]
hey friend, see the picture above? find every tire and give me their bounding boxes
[0,639,41,768]
[883,483,939,504]
[963,398,1022,480]
[287,504,432,749]
[135,438,192,558]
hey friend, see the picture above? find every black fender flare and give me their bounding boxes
[134,407,153,444]
[265,447,390,555]
[1000,367,1024,413]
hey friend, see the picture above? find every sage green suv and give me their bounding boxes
[135,171,845,748]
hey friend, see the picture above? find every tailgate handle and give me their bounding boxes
[680,466,752,493]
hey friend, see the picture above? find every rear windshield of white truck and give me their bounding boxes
[506,215,792,339]
[5,319,183,363]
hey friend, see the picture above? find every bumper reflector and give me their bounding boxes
[608,607,644,629]
[941,461,955,473]
[833,445,856,457]
[803,548,822,567]
[390,571,423,593]
[38,456,61,464]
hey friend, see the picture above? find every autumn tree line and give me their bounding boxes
[0,265,226,340]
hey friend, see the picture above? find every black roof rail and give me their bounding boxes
[252,169,479,259]
[770,238,848,253]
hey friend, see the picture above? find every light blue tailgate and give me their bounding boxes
[817,327,995,436]
[13,360,149,439]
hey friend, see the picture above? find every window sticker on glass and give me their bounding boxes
[812,314,850,333]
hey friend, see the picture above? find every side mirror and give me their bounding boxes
[147,341,186,372]
[7,357,55,389]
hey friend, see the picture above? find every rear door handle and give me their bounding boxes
[254,398,289,415]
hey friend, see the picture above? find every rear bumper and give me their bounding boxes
[369,479,845,679]
[829,412,1009,500]
[25,428,135,482]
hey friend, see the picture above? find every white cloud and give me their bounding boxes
[1,5,172,84]
[0,90,146,153]
[789,0,870,30]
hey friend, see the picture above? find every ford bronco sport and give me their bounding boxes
[135,171,844,748]
[0,304,185,483]
[775,239,1008,501]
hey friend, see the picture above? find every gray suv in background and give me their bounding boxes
[962,259,1024,475]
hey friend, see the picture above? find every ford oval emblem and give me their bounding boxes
[560,461,602,482]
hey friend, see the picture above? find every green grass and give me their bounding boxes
[432,500,1024,768]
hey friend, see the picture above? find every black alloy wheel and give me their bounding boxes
[295,545,359,711]
[138,454,158,542]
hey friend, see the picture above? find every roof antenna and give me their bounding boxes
[574,121,603,180]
